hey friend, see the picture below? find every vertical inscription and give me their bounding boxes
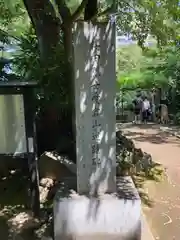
[74,21,116,194]
[91,40,101,166]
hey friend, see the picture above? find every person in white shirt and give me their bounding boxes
[142,96,150,123]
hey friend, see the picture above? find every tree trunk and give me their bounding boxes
[23,0,79,164]
[23,0,61,64]
[22,0,62,216]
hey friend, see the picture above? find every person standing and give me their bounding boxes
[132,94,142,124]
[142,96,151,123]
[150,89,156,122]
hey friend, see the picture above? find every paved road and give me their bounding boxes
[120,123,180,240]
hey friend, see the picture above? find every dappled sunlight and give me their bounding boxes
[80,91,87,113]
[119,123,180,147]
[74,21,116,196]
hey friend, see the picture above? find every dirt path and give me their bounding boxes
[120,123,180,240]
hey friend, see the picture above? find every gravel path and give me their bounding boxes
[121,123,180,240]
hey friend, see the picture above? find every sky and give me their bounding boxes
[116,36,156,47]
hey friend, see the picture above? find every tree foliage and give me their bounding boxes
[12,27,70,109]
[0,0,179,110]
[116,0,179,48]
[116,44,143,74]
[0,0,179,51]
[116,42,180,122]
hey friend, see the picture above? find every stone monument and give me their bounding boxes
[54,21,141,240]
[74,21,116,195]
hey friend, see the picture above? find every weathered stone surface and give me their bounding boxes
[116,130,153,175]
[39,177,63,204]
[39,186,49,204]
[116,130,135,152]
[54,177,141,240]
[74,21,116,194]
[40,178,54,189]
[39,152,75,181]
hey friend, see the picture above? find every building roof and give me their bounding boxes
[0,81,38,88]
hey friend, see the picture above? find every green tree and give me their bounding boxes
[0,0,179,216]
[1,0,179,67]
[116,44,143,74]
[0,0,179,127]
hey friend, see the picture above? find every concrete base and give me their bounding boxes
[54,177,141,240]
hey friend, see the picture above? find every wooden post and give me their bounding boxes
[24,88,40,217]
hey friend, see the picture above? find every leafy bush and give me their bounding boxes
[12,27,70,112]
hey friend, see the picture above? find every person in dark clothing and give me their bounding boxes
[132,95,142,123]
[156,104,162,123]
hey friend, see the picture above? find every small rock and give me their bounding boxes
[8,211,40,233]
[10,170,16,175]
[39,187,49,203]
[40,178,54,188]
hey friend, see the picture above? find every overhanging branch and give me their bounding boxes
[97,4,114,18]
[95,0,117,19]
[0,29,20,42]
[23,0,58,23]
[54,0,71,23]
[71,0,88,22]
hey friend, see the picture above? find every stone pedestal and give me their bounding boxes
[54,177,141,240]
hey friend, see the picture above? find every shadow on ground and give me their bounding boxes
[133,162,165,209]
[117,123,180,147]
[0,168,28,239]
[0,167,53,240]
